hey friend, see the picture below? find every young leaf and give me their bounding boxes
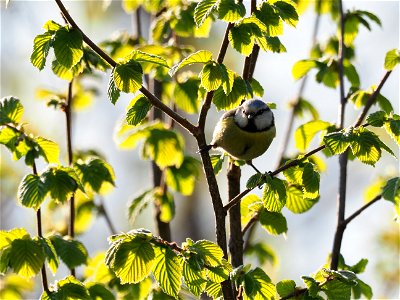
[169,50,213,76]
[37,237,59,275]
[0,96,24,125]
[53,27,84,69]
[113,60,143,93]
[200,62,223,91]
[258,211,288,235]
[17,174,46,210]
[128,189,153,223]
[195,0,218,27]
[152,246,183,298]
[182,260,207,296]
[217,0,246,22]
[43,20,63,32]
[210,154,225,175]
[384,114,400,145]
[190,240,224,267]
[51,57,85,80]
[246,173,266,189]
[204,281,222,299]
[173,76,201,114]
[244,242,277,266]
[50,235,88,269]
[126,95,152,126]
[213,76,248,110]
[125,50,169,68]
[302,163,320,199]
[262,177,287,212]
[294,98,319,120]
[228,22,257,56]
[154,189,175,223]
[384,49,400,71]
[274,1,299,27]
[321,278,352,300]
[74,158,114,194]
[302,276,320,298]
[295,120,331,152]
[165,156,200,196]
[242,267,275,300]
[108,72,121,104]
[86,282,115,300]
[382,177,400,203]
[31,32,53,70]
[207,259,231,283]
[35,136,60,164]
[286,185,318,214]
[366,111,387,127]
[292,59,318,80]
[107,236,156,284]
[41,276,91,300]
[255,2,283,36]
[349,127,382,166]
[324,131,350,155]
[276,280,296,298]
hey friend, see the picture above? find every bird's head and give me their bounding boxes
[234,99,274,131]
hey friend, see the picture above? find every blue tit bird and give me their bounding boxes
[210,99,276,173]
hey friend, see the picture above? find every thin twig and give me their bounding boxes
[97,198,117,235]
[32,161,50,294]
[343,195,382,226]
[242,213,258,236]
[330,0,348,271]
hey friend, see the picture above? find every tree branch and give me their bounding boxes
[54,0,197,135]
[343,195,382,226]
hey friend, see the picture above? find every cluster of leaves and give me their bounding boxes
[31,20,108,81]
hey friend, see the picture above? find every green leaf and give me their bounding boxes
[244,242,277,266]
[0,96,24,125]
[321,278,352,300]
[165,156,200,196]
[292,59,318,80]
[50,235,88,269]
[255,2,283,36]
[250,79,264,98]
[190,240,224,267]
[195,0,218,27]
[376,93,393,114]
[128,189,153,223]
[217,0,246,22]
[35,136,60,164]
[276,280,296,298]
[246,173,266,189]
[41,167,82,203]
[350,258,368,274]
[17,174,46,211]
[51,57,85,80]
[154,189,175,223]
[286,185,317,214]
[9,238,45,278]
[207,259,231,283]
[294,98,319,120]
[324,131,350,155]
[241,194,263,225]
[259,211,287,235]
[125,50,169,68]
[274,1,299,27]
[74,158,115,193]
[213,76,248,110]
[258,36,287,53]
[382,177,400,203]
[352,278,373,300]
[143,128,185,168]
[302,276,320,298]
[228,22,256,56]
[384,115,400,145]
[37,237,59,275]
[349,127,382,166]
[86,282,115,300]
[173,76,201,114]
[43,20,62,32]
[242,267,275,300]
[41,276,91,300]
[0,228,29,250]
[108,72,121,104]
[113,60,143,93]
[107,236,155,284]
[31,32,53,70]
[183,260,207,297]
[126,95,152,126]
[205,281,222,299]
[295,120,331,152]
[344,62,360,88]
[262,177,287,212]
[200,62,223,91]
[53,27,83,69]
[366,111,387,127]
[302,162,320,199]
[152,246,183,298]
[210,154,225,175]
[384,49,400,71]
[169,50,213,76]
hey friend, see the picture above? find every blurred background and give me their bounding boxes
[1,0,399,299]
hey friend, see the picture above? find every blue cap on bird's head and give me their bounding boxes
[241,99,269,114]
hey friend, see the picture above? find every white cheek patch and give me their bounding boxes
[234,113,248,128]
[254,110,273,131]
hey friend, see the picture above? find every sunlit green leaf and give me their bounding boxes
[125,50,169,68]
[217,0,246,22]
[382,177,400,203]
[0,96,24,125]
[53,27,83,69]
[302,162,320,199]
[259,211,287,235]
[190,240,224,267]
[295,120,331,152]
[213,76,248,110]
[366,111,387,127]
[17,174,46,211]
[262,177,286,212]
[256,2,283,36]
[384,114,400,145]
[35,136,60,164]
[41,275,91,300]
[37,237,59,275]
[286,185,317,214]
[200,62,223,91]
[274,1,298,27]
[126,95,152,126]
[292,59,318,80]
[169,50,213,76]
[183,260,207,297]
[207,259,231,283]
[173,76,201,114]
[152,246,182,298]
[165,156,200,196]
[349,127,382,166]
[276,280,296,298]
[113,60,143,93]
[324,131,350,155]
[108,72,121,104]
[242,267,275,300]
[50,234,88,269]
[31,32,53,70]
[86,282,115,300]
[244,242,277,266]
[51,57,85,80]
[384,49,400,71]
[195,0,218,27]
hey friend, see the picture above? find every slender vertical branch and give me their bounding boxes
[134,7,142,38]
[97,198,117,234]
[32,162,50,294]
[65,80,76,276]
[330,0,347,271]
